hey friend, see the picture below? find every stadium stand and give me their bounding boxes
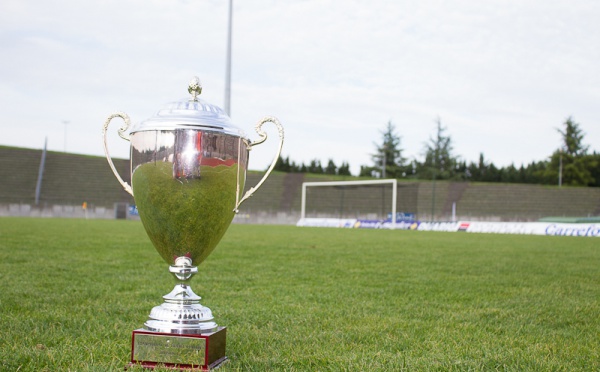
[1,145,599,222]
[0,146,40,204]
[0,146,132,217]
[456,183,600,221]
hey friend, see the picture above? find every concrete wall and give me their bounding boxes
[0,203,299,225]
[0,203,132,220]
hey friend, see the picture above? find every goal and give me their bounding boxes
[300,179,398,224]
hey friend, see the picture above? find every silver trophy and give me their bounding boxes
[102,77,283,370]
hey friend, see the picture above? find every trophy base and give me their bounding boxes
[129,327,227,370]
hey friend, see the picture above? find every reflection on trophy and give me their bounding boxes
[102,77,283,370]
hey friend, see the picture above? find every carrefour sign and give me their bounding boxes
[459,221,600,237]
[297,218,600,237]
[545,224,600,237]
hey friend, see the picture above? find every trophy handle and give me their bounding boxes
[234,116,284,211]
[102,112,134,196]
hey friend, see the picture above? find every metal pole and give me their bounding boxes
[452,201,456,222]
[224,0,233,116]
[35,137,48,205]
[391,179,397,230]
[300,182,307,219]
[431,156,436,221]
[382,150,386,178]
[431,175,436,221]
[558,150,563,187]
[339,186,345,220]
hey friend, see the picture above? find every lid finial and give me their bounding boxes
[188,76,202,101]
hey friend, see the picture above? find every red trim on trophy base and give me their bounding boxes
[127,356,228,371]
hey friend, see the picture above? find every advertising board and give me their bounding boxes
[296,218,599,237]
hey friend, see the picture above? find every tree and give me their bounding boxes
[324,159,337,175]
[274,155,291,172]
[338,161,352,176]
[518,161,543,184]
[274,156,353,175]
[500,164,519,183]
[455,160,468,180]
[420,117,458,180]
[544,117,594,186]
[362,121,406,178]
[559,116,588,156]
[586,152,600,187]
[308,159,323,174]
[466,153,488,181]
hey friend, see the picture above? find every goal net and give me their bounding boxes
[299,179,401,227]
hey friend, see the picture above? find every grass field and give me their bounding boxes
[1,217,599,371]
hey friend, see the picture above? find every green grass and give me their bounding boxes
[1,218,599,371]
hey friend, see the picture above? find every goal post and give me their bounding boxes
[300,179,398,227]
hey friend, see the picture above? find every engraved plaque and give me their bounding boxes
[130,328,227,370]
[134,333,206,365]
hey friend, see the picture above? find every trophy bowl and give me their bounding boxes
[102,77,283,369]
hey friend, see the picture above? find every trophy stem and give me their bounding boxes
[144,257,218,334]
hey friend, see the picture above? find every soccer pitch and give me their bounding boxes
[1,218,599,371]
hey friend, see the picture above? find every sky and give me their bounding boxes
[1,0,599,176]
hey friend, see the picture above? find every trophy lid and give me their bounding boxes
[130,77,246,138]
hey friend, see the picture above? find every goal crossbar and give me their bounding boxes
[300,179,398,225]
